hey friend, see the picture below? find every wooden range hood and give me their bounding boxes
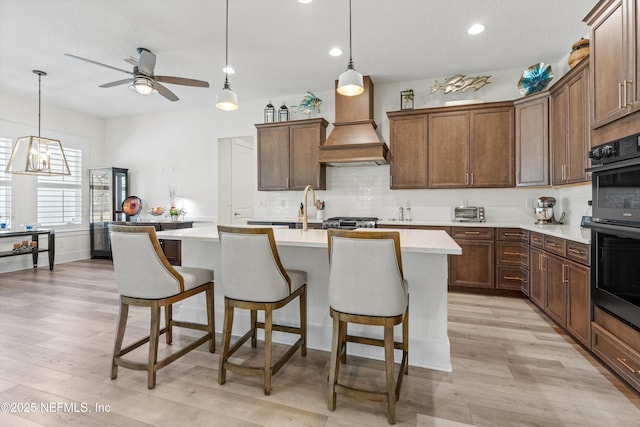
[319,76,389,166]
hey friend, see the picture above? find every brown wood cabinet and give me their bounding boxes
[514,92,550,186]
[496,228,529,293]
[388,114,428,189]
[528,233,591,348]
[449,227,495,289]
[550,59,591,185]
[585,0,640,129]
[428,103,514,188]
[256,118,328,191]
[592,306,640,393]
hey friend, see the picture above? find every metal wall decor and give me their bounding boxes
[431,74,491,94]
[278,103,289,121]
[401,89,414,110]
[297,91,322,117]
[264,101,276,123]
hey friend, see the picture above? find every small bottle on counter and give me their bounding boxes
[298,203,304,221]
[404,199,412,221]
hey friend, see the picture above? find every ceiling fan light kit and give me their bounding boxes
[216,0,238,111]
[336,0,364,97]
[6,70,71,176]
[129,75,157,95]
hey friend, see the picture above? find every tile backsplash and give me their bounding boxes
[253,165,591,225]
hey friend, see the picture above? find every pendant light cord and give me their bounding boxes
[37,72,42,138]
[224,0,230,88]
[347,0,354,69]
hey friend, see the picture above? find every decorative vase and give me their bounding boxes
[568,38,589,69]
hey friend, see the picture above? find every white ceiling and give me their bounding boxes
[0,0,594,119]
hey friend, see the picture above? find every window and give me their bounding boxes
[37,147,83,226]
[0,137,11,220]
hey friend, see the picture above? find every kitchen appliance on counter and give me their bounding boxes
[584,134,640,332]
[322,217,378,230]
[453,206,485,222]
[534,197,565,225]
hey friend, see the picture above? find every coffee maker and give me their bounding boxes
[535,197,565,225]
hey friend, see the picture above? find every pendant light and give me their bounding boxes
[6,70,71,176]
[337,0,364,96]
[216,0,239,111]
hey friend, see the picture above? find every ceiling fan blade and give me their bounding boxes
[123,56,138,66]
[154,82,179,101]
[99,78,132,88]
[137,48,156,76]
[64,53,132,75]
[155,76,210,87]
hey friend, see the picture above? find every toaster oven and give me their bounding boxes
[453,206,485,222]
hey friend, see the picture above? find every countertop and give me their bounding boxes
[156,225,462,255]
[247,218,591,244]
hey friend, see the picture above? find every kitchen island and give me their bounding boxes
[156,226,461,371]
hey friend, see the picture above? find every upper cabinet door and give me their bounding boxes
[515,92,550,187]
[587,0,628,128]
[428,111,470,188]
[257,126,290,191]
[469,106,515,188]
[289,122,326,190]
[389,114,428,189]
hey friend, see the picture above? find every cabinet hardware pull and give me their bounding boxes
[317,176,320,187]
[562,263,569,284]
[568,248,585,255]
[504,251,526,257]
[623,79,629,107]
[619,82,624,109]
[465,173,469,185]
[470,172,474,185]
[504,275,526,282]
[464,231,480,235]
[286,177,289,188]
[504,233,523,237]
[616,357,638,374]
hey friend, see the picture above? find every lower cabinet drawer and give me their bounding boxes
[592,322,640,392]
[496,266,528,291]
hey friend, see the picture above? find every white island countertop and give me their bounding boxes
[156,225,462,255]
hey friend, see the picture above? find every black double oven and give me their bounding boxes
[586,133,640,332]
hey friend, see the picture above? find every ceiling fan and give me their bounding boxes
[64,47,210,101]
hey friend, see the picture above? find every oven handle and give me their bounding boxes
[586,156,640,173]
[583,221,640,237]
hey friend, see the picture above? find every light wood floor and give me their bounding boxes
[0,260,638,426]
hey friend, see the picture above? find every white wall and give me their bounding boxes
[0,89,105,272]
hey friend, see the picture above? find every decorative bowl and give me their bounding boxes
[148,207,165,216]
[518,63,554,96]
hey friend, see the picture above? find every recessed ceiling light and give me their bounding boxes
[222,66,235,74]
[329,47,343,57]
[298,0,312,4]
[467,24,485,35]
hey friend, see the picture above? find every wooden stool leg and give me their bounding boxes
[165,304,173,345]
[148,302,161,389]
[264,305,273,395]
[403,303,409,375]
[300,286,307,356]
[328,313,341,411]
[250,309,258,348]
[206,284,215,353]
[111,299,129,380]
[384,319,397,424]
[339,320,347,364]
[219,298,234,385]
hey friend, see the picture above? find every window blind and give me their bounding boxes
[37,147,83,226]
[0,138,11,220]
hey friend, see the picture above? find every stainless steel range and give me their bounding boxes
[322,217,378,230]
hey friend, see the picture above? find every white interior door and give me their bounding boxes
[231,138,254,224]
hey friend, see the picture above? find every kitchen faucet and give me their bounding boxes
[302,185,316,231]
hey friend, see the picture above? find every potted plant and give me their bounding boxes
[401,89,414,110]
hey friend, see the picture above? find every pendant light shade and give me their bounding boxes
[216,0,238,111]
[336,0,364,96]
[6,70,70,176]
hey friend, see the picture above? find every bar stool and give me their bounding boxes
[326,229,409,424]
[109,225,215,389]
[217,225,307,395]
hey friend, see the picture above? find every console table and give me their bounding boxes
[0,229,55,270]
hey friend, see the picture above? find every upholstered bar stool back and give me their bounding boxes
[109,225,215,389]
[327,229,409,424]
[217,225,307,395]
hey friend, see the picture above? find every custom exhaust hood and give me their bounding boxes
[319,76,389,166]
